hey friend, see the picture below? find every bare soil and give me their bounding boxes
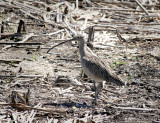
[0,0,160,122]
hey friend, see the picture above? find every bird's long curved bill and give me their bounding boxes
[47,38,74,53]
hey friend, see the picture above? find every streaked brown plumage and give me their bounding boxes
[48,35,125,104]
[75,35,125,86]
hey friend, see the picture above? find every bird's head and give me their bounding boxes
[72,35,84,42]
[47,35,85,53]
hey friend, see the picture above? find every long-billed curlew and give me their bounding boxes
[48,35,125,104]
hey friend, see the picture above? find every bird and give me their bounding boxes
[48,35,125,105]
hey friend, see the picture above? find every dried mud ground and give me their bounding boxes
[0,32,160,122]
[0,1,160,123]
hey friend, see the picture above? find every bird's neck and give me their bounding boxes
[78,39,86,57]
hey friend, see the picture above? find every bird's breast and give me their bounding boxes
[80,58,104,82]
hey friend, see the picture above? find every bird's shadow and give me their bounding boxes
[43,102,94,108]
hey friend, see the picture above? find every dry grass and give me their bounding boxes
[0,0,160,122]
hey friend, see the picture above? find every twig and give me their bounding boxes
[1,30,64,50]
[112,106,160,111]
[17,75,43,78]
[0,21,5,39]
[76,0,80,9]
[19,9,66,29]
[64,17,77,36]
[116,29,126,42]
[17,20,26,33]
[0,33,25,36]
[2,33,35,50]
[0,30,64,37]
[0,59,22,63]
[33,29,65,36]
[20,33,34,43]
[0,102,66,114]
[0,42,42,45]
[11,0,45,14]
[88,7,159,13]
[85,0,96,7]
[93,0,160,8]
[0,75,43,78]
[134,0,150,16]
[87,26,94,42]
[152,121,160,123]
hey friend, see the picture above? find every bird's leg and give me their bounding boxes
[92,80,98,105]
[97,82,104,95]
[92,81,104,105]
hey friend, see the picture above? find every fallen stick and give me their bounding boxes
[112,106,160,111]
[0,102,66,114]
[17,75,43,78]
[0,59,22,63]
[93,0,160,8]
[0,75,43,78]
[89,7,159,13]
[134,0,150,16]
[33,29,65,36]
[0,33,25,36]
[0,42,42,45]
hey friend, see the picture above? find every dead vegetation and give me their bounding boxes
[0,0,160,122]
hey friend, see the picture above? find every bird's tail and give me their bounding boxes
[109,74,126,86]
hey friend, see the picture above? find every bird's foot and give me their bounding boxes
[92,98,97,106]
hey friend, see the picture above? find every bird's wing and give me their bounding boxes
[82,55,125,85]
